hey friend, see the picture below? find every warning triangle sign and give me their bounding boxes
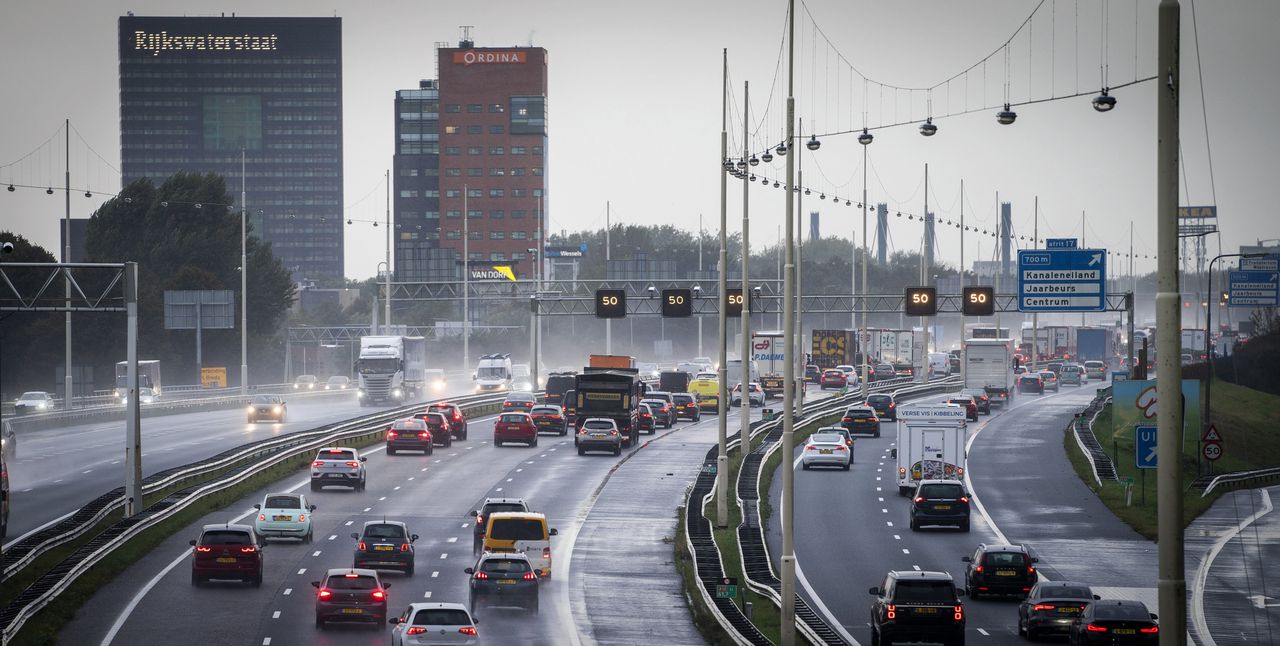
[1202,424,1222,442]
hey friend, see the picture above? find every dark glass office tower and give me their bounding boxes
[393,80,449,281]
[118,15,344,280]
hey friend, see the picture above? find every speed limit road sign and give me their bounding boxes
[1202,442,1223,461]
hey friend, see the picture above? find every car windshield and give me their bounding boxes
[393,419,425,430]
[327,574,377,590]
[411,608,472,626]
[252,395,278,404]
[894,580,956,603]
[327,376,347,383]
[499,414,527,423]
[1085,362,1104,368]
[919,483,965,499]
[507,392,535,402]
[868,395,891,404]
[1093,604,1150,620]
[364,524,406,540]
[641,399,663,407]
[477,366,507,378]
[480,558,531,574]
[823,371,841,377]
[810,433,843,444]
[584,420,614,430]
[201,530,252,545]
[846,409,874,418]
[20,392,48,400]
[673,395,694,404]
[418,414,446,426]
[265,496,300,509]
[530,406,559,415]
[985,552,1027,566]
[488,518,545,541]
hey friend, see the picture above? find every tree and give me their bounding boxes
[0,232,63,397]
[77,173,296,387]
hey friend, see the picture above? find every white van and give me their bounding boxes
[928,352,952,377]
[475,353,513,391]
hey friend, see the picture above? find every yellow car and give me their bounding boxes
[689,374,720,412]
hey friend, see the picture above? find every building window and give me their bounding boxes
[399,190,419,198]
[512,252,525,260]
[423,189,439,198]
[445,189,461,198]
[490,252,506,261]
[399,168,419,176]
[489,125,505,134]
[510,96,547,134]
[444,125,461,135]
[489,103,505,113]
[512,189,527,198]
[510,146,526,155]
[467,146,482,155]
[489,146,505,155]
[531,167,544,176]
[512,231,528,240]
[445,146,461,155]
[490,209,504,218]
[467,125,483,135]
[533,189,543,197]
[468,167,483,177]
[510,168,526,176]
[489,231,506,240]
[512,209,527,219]
[467,188,482,198]
[468,209,483,218]
[533,146,544,156]
[468,231,482,240]
[446,230,461,239]
[489,167,506,176]
[421,168,439,176]
[424,211,440,219]
[446,168,462,177]
[446,104,461,113]
[446,210,462,218]
[489,189,504,198]
[467,104,483,113]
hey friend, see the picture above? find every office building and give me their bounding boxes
[118,15,344,280]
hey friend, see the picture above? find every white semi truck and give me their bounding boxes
[894,403,968,496]
[963,338,1016,408]
[355,336,427,406]
[115,360,162,401]
[750,331,787,396]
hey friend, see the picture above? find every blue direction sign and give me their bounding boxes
[1046,238,1078,249]
[1135,425,1158,469]
[1228,270,1279,307]
[1018,249,1107,312]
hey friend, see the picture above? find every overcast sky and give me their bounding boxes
[2,0,1276,281]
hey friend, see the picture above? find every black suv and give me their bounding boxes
[963,543,1038,599]
[352,521,418,575]
[910,480,971,532]
[869,570,967,646]
[671,393,701,421]
[466,551,540,614]
[866,393,897,421]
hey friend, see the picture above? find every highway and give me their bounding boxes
[769,381,1113,646]
[58,392,833,645]
[4,387,459,543]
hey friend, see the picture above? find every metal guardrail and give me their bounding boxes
[1072,391,1117,486]
[1200,467,1280,497]
[1,392,506,641]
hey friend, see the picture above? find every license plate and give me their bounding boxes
[273,515,291,521]
[374,545,394,551]
[497,579,518,585]
[537,420,550,426]
[342,608,364,615]
[591,433,606,438]
[934,505,951,510]
[995,570,1017,577]
[1058,607,1081,614]
[216,557,236,563]
[914,607,938,614]
[1114,628,1136,635]
[327,473,342,478]
[820,449,832,454]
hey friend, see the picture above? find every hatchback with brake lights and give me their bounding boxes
[910,479,971,532]
[1017,581,1100,640]
[959,388,991,414]
[866,393,897,421]
[636,403,656,434]
[819,369,847,390]
[801,431,851,470]
[471,497,531,546]
[466,551,541,614]
[641,397,675,428]
[530,404,567,435]
[672,393,701,421]
[311,447,367,491]
[841,405,881,436]
[189,523,263,587]
[387,417,435,455]
[1039,370,1061,392]
[389,602,479,645]
[410,411,453,448]
[313,568,390,629]
[577,417,623,456]
[494,412,538,447]
[502,391,537,412]
[352,520,418,575]
[253,492,315,543]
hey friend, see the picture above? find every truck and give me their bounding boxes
[751,331,787,396]
[868,328,915,366]
[588,354,635,370]
[474,353,513,391]
[724,359,758,391]
[894,403,968,496]
[963,338,1015,408]
[810,329,856,370]
[1076,327,1115,365]
[356,336,427,405]
[573,368,643,447]
[115,360,162,401]
[658,370,691,394]
[1181,328,1208,358]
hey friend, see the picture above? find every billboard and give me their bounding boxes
[1112,379,1202,449]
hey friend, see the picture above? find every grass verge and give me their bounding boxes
[1063,381,1280,539]
[673,505,740,646]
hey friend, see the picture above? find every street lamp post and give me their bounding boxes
[715,49,730,529]
[240,149,248,395]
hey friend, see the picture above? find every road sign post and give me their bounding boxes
[1018,249,1107,312]
[1135,424,1157,505]
[715,576,739,600]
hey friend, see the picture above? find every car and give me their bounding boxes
[1013,365,1029,375]
[494,412,538,447]
[125,386,159,405]
[1046,361,1064,375]
[253,492,316,543]
[1059,363,1084,386]
[696,391,720,413]
[868,570,967,646]
[816,426,855,450]
[426,402,469,440]
[425,368,448,392]
[1084,360,1108,381]
[577,417,623,456]
[1180,352,1194,366]
[1039,370,1060,392]
[866,393,897,421]
[672,393,701,421]
[502,391,537,412]
[325,375,351,390]
[466,551,541,614]
[511,363,535,391]
[948,354,962,374]
[875,363,897,382]
[387,417,435,455]
[389,602,479,645]
[645,390,676,409]
[910,479,971,531]
[804,364,821,382]
[836,364,861,386]
[819,369,847,390]
[311,447,367,491]
[893,363,916,378]
[480,512,557,577]
[963,543,1038,599]
[352,520,418,575]
[1067,599,1160,644]
[1017,581,1100,640]
[841,405,881,437]
[530,404,568,435]
[247,394,286,423]
[410,411,453,448]
[471,497,530,545]
[636,403,656,433]
[312,568,390,629]
[801,430,851,470]
[294,374,318,390]
[189,523,263,587]
[1018,373,1045,394]
[14,391,54,414]
[945,395,979,422]
[959,389,991,415]
[731,382,766,407]
[640,398,675,428]
[562,389,578,426]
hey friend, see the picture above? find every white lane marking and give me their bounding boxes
[393,486,401,491]
[977,628,990,636]
[297,568,306,575]
[506,478,513,482]
[407,477,414,480]
[262,639,271,645]
[461,523,469,529]
[424,591,433,598]
[881,508,888,513]
[466,446,474,450]
[902,548,910,554]
[440,553,448,559]
[1192,488,1273,646]
[878,497,884,502]
[345,520,354,526]
[516,468,524,472]
[434,459,443,463]
[272,611,281,619]
[328,534,336,541]
[421,467,428,472]
[912,565,922,571]
[876,487,882,492]
[378,496,387,501]
[539,454,548,458]
[549,448,557,452]
[893,535,901,540]
[876,468,882,472]
[886,522,894,527]
[432,571,439,578]
[112,460,120,464]
[22,488,32,492]
[875,476,881,481]
[527,460,535,464]
[447,537,458,543]
[449,453,458,457]
[878,462,884,466]
[83,469,93,474]
[495,487,503,492]
[363,507,372,512]
[283,588,292,596]
[311,550,321,557]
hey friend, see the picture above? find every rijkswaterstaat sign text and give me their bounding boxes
[132,30,279,55]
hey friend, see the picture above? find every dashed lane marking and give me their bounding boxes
[262,639,271,645]
[283,588,292,596]
[978,628,990,636]
[394,486,401,491]
[439,553,448,559]
[345,520,353,526]
[447,537,458,543]
[378,496,387,501]
[893,535,901,540]
[424,591,433,598]
[516,468,523,472]
[913,565,922,571]
[328,535,336,541]
[495,487,503,492]
[272,611,280,619]
[886,522,894,527]
[363,507,372,512]
[902,548,910,554]
[881,508,888,513]
[506,478,513,482]
[297,568,306,575]
[311,550,321,557]
[432,571,439,578]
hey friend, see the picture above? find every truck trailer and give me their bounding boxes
[894,403,968,496]
[810,329,857,370]
[963,338,1015,408]
[751,331,787,396]
[114,360,161,401]
[356,336,427,405]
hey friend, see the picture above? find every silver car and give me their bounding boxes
[576,417,622,456]
[14,391,54,414]
[801,431,851,470]
[310,447,367,491]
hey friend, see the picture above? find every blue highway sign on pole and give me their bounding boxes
[1227,270,1278,307]
[1135,425,1158,469]
[1017,248,1107,312]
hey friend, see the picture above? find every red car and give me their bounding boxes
[190,523,263,587]
[819,369,847,390]
[425,403,468,440]
[494,412,538,448]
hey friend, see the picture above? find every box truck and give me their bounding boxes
[810,329,857,370]
[114,360,161,401]
[894,403,968,496]
[1076,328,1115,364]
[963,338,1015,408]
[751,331,787,396]
[356,336,427,405]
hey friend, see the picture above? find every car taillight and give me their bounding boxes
[346,461,360,468]
[523,571,537,581]
[888,403,895,408]
[405,627,427,635]
[954,605,964,620]
[842,417,853,422]
[543,546,551,558]
[474,570,489,580]
[974,565,983,573]
[459,626,478,636]
[578,428,588,435]
[1028,565,1035,574]
[1032,604,1056,611]
[239,546,257,553]
[258,514,266,521]
[312,460,324,467]
[419,432,430,438]
[609,430,618,435]
[298,514,306,522]
[475,514,483,527]
[914,496,925,503]
[886,604,896,620]
[834,445,848,452]
[318,589,332,599]
[358,542,367,551]
[959,496,969,503]
[195,545,212,553]
[387,430,398,438]
[1085,623,1108,632]
[371,589,386,600]
[400,543,410,552]
[1140,626,1159,634]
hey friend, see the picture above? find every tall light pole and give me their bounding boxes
[715,49,730,529]
[738,82,752,511]
[64,118,72,407]
[780,1,797,641]
[698,213,704,358]
[240,149,248,394]
[463,184,470,368]
[860,131,870,399]
[1155,2,1187,644]
[921,163,930,384]
[384,169,392,334]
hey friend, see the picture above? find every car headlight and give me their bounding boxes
[273,406,282,413]
[393,388,403,397]
[293,384,300,389]
[357,390,365,398]
[247,405,255,413]
[37,402,47,409]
